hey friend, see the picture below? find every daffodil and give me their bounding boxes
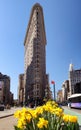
[37,117,48,128]
[14,101,79,130]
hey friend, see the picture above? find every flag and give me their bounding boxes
[51,81,55,84]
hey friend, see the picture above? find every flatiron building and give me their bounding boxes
[19,3,50,105]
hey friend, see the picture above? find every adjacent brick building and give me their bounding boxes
[0,72,13,105]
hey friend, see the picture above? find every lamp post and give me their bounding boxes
[28,95,29,106]
[45,88,48,99]
[51,81,55,101]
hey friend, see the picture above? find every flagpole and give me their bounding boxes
[51,81,56,101]
[53,83,55,101]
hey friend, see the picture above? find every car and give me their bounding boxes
[0,104,5,111]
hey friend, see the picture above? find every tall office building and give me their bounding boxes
[62,80,69,101]
[69,64,81,96]
[18,74,24,105]
[23,3,49,105]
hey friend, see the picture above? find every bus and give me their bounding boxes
[68,93,81,109]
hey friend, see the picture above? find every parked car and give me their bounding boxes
[0,104,5,111]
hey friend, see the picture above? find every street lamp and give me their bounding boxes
[51,81,55,101]
[45,88,48,98]
[28,95,29,106]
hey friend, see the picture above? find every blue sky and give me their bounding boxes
[0,0,81,99]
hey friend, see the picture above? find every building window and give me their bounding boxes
[37,12,38,15]
[37,90,39,95]
[37,55,39,58]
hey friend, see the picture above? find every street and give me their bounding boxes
[0,115,17,130]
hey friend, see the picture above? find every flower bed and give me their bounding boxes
[14,101,79,130]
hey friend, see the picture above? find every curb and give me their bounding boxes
[0,114,14,119]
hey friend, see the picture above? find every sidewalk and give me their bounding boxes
[0,107,22,119]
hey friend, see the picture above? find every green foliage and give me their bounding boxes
[14,126,22,130]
